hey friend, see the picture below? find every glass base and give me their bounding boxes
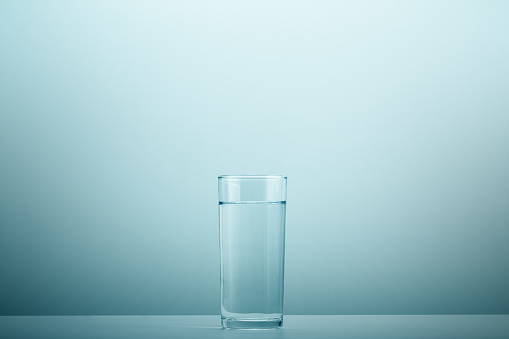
[221,317,283,329]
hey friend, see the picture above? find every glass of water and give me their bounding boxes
[219,175,287,329]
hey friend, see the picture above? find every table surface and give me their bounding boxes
[1,315,508,339]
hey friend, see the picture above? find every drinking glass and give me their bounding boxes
[219,175,287,329]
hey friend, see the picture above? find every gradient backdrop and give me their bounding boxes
[1,0,508,315]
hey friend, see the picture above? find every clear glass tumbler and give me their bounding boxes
[219,175,287,329]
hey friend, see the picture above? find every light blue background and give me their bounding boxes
[1,0,508,315]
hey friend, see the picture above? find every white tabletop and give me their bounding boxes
[1,315,508,339]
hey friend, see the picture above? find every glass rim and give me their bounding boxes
[218,175,286,180]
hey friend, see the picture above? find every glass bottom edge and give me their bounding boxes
[221,316,283,329]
